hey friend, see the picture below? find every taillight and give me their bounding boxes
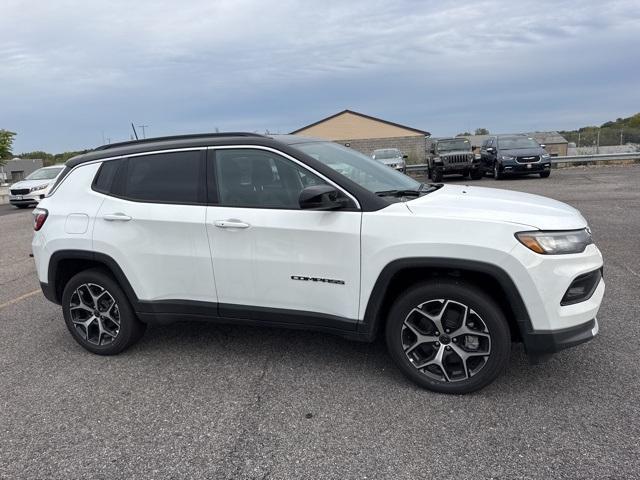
[33,208,48,231]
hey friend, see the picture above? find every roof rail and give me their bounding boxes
[94,132,265,151]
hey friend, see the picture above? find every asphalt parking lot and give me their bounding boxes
[1,164,639,479]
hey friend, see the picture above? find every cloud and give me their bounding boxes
[1,0,639,151]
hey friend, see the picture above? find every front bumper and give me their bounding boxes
[9,192,45,205]
[524,318,598,363]
[501,161,551,174]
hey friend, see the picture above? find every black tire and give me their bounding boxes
[470,169,483,180]
[385,280,511,394]
[493,162,503,180]
[462,169,470,179]
[539,171,550,178]
[62,268,146,355]
[432,168,443,182]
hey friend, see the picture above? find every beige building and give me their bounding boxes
[291,109,430,162]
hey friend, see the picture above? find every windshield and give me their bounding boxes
[374,149,401,159]
[292,142,421,194]
[25,167,64,180]
[499,137,540,149]
[438,139,471,152]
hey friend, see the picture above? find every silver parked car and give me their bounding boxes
[372,148,407,173]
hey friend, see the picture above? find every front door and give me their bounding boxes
[205,147,362,326]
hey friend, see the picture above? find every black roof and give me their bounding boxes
[65,132,274,168]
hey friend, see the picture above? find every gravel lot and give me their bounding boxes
[1,165,639,479]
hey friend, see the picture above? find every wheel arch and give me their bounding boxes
[47,250,139,307]
[359,258,533,342]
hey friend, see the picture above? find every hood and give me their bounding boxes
[406,184,587,230]
[499,147,544,157]
[10,178,56,190]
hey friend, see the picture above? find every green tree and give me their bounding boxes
[457,132,472,136]
[0,129,17,165]
[474,128,490,135]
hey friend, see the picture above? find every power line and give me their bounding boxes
[137,125,150,139]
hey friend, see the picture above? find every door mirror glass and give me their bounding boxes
[539,144,546,149]
[299,185,348,210]
[486,147,496,153]
[402,154,408,160]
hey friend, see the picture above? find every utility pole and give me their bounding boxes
[620,129,624,145]
[596,129,600,154]
[137,125,149,139]
[577,131,581,148]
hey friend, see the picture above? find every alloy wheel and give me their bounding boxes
[69,283,120,346]
[401,299,492,382]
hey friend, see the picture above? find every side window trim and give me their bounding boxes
[206,145,360,210]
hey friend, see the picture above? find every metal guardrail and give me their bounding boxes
[405,152,640,174]
[550,152,640,163]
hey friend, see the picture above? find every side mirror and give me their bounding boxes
[539,144,546,149]
[299,185,348,210]
[429,147,436,154]
[486,147,495,153]
[402,154,408,160]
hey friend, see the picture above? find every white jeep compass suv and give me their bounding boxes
[32,133,605,393]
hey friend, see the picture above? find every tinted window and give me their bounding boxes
[93,159,123,194]
[123,151,204,203]
[215,149,327,209]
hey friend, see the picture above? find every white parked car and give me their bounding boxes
[9,165,65,208]
[31,133,604,393]
[372,148,407,173]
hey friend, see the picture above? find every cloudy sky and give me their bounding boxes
[2,0,639,153]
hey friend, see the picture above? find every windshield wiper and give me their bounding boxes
[376,183,439,197]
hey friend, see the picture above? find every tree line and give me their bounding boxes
[0,130,86,167]
[559,113,640,147]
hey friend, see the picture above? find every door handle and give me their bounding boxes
[214,219,250,229]
[103,213,132,222]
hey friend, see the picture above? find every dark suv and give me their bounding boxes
[480,135,552,179]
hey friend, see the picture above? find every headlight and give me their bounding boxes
[433,157,443,164]
[30,184,49,192]
[500,155,515,161]
[516,229,593,255]
[541,153,551,159]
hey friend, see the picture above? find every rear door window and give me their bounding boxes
[119,150,206,204]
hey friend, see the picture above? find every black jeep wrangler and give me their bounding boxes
[427,137,482,182]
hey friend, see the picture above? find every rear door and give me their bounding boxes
[205,146,362,326]
[93,149,217,304]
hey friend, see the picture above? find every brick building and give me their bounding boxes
[291,109,430,163]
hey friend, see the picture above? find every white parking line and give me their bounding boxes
[0,289,41,310]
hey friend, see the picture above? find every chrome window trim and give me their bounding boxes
[48,145,361,210]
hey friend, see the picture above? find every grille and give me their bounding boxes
[516,155,540,163]
[443,154,471,164]
[10,189,30,195]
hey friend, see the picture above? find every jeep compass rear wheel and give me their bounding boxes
[385,281,510,394]
[62,268,146,355]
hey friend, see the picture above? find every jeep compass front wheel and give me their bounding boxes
[385,281,510,394]
[62,268,146,355]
